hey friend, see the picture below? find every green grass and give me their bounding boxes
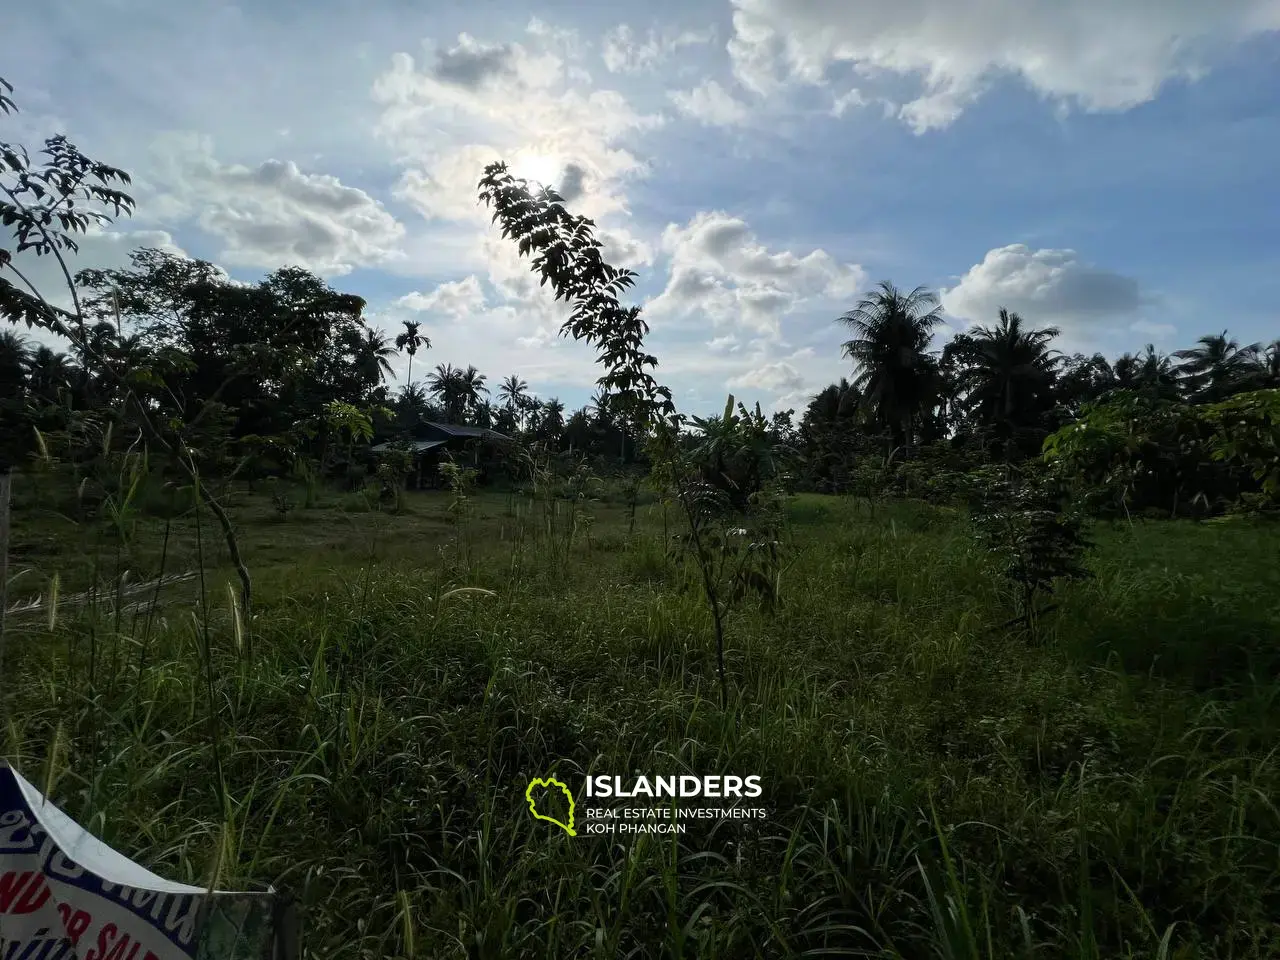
[3,481,1278,958]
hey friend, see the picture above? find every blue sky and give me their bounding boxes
[5,0,1279,415]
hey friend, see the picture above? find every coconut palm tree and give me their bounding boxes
[806,379,860,424]
[588,388,614,425]
[458,365,489,422]
[427,363,463,421]
[1260,339,1280,388]
[1137,344,1182,400]
[0,329,28,401]
[539,397,566,444]
[24,345,73,403]
[837,281,945,453]
[356,328,397,385]
[395,320,430,388]
[1173,330,1261,402]
[1112,352,1142,390]
[944,309,1061,452]
[498,374,529,426]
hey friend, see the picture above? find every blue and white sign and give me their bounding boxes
[0,761,290,960]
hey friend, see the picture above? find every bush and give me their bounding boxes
[970,464,1093,641]
[1041,390,1269,518]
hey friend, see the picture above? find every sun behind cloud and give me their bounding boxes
[510,150,565,190]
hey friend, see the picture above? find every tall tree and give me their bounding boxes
[1055,352,1116,414]
[355,328,396,387]
[804,379,860,425]
[538,397,566,445]
[837,281,945,452]
[1173,330,1261,402]
[1260,339,1280,388]
[944,309,1061,454]
[395,319,429,388]
[589,388,614,426]
[1112,352,1142,390]
[23,345,72,403]
[1137,344,1182,400]
[0,329,27,402]
[498,374,529,426]
[458,365,489,422]
[76,249,369,437]
[498,374,527,407]
[427,363,463,422]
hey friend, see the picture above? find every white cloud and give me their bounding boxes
[727,360,805,392]
[601,24,715,74]
[647,211,865,338]
[372,34,663,227]
[396,275,486,317]
[941,244,1145,329]
[599,227,655,270]
[830,88,868,117]
[706,335,742,353]
[146,135,405,276]
[728,0,1280,131]
[669,80,751,126]
[365,24,674,387]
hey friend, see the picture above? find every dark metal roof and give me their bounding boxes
[423,422,511,441]
[370,439,448,453]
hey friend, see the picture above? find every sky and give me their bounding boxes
[4,0,1279,416]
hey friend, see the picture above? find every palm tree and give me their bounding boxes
[427,363,463,421]
[493,404,519,435]
[588,388,614,425]
[806,379,860,423]
[498,374,529,426]
[24,345,72,402]
[944,309,1060,452]
[0,330,28,401]
[1260,340,1280,388]
[1137,344,1181,400]
[1112,352,1142,390]
[458,365,489,422]
[524,399,544,436]
[356,328,397,385]
[395,320,430,388]
[396,381,432,428]
[837,281,945,452]
[1173,330,1261,402]
[539,397,566,444]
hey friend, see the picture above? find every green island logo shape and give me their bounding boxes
[526,776,577,836]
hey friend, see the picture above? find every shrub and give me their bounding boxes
[1042,391,1246,518]
[970,464,1093,641]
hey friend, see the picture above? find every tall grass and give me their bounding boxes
[2,481,1278,959]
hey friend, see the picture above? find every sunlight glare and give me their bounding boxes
[512,151,564,191]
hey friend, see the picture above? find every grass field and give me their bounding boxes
[3,479,1278,958]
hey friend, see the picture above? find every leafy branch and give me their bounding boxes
[476,162,675,432]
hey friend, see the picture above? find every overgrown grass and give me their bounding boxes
[3,481,1278,958]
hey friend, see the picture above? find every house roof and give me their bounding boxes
[423,422,511,441]
[370,439,448,453]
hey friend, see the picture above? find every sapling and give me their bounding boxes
[970,465,1093,642]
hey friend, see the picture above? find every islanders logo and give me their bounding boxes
[525,776,577,836]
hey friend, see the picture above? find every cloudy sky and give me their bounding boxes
[5,0,1279,415]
